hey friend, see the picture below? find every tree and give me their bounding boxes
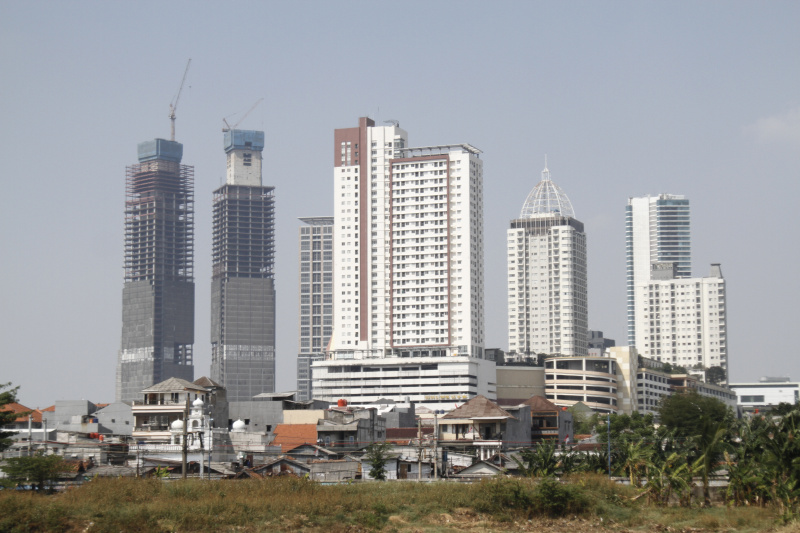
[659,391,732,439]
[0,452,70,491]
[1,382,26,452]
[706,366,726,385]
[692,419,728,506]
[513,440,561,477]
[364,442,393,481]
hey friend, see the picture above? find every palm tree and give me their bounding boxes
[621,439,652,487]
[691,419,728,507]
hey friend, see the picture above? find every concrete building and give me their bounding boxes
[544,355,620,414]
[587,330,615,357]
[210,130,276,401]
[440,395,531,458]
[117,138,195,403]
[296,217,334,401]
[507,163,588,357]
[626,194,691,348]
[633,263,727,370]
[730,377,800,413]
[313,118,492,407]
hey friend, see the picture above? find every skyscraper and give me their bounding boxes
[507,163,588,357]
[210,130,276,401]
[117,139,195,403]
[312,117,493,406]
[633,263,727,370]
[625,194,691,347]
[296,217,334,401]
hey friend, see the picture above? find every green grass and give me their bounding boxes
[0,476,785,532]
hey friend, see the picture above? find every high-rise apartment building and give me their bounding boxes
[312,117,493,406]
[633,263,727,370]
[296,216,334,401]
[210,130,276,402]
[507,164,588,357]
[625,194,691,347]
[117,139,195,403]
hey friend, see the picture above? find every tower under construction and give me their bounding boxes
[210,130,276,401]
[117,139,195,403]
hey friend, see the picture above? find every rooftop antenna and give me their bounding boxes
[384,119,399,127]
[169,59,192,141]
[222,98,264,132]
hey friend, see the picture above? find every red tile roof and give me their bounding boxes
[271,424,318,452]
[2,403,42,424]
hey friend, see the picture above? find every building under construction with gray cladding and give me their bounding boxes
[211,130,276,402]
[116,139,195,403]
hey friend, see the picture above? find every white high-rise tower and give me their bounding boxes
[625,194,691,347]
[507,162,588,357]
[312,117,493,407]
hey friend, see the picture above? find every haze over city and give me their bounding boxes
[2,2,799,408]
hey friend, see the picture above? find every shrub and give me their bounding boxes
[532,477,590,517]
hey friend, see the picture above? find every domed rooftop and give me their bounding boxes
[171,419,184,430]
[193,398,204,408]
[519,162,575,219]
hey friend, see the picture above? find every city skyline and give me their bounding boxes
[3,3,800,407]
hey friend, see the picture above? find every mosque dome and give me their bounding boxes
[232,419,246,432]
[193,398,204,408]
[519,163,575,219]
[170,419,184,430]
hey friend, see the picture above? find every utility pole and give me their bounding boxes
[432,414,438,479]
[182,396,189,479]
[607,413,611,478]
[417,419,422,482]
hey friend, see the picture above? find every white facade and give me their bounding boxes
[633,264,727,369]
[507,165,587,357]
[626,194,691,347]
[315,118,491,407]
[730,379,800,412]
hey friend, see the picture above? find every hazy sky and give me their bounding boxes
[2,2,799,408]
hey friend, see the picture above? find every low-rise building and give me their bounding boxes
[729,377,800,413]
[440,395,530,459]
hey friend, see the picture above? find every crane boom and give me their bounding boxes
[169,58,192,141]
[222,98,264,132]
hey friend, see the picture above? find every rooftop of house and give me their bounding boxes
[141,377,207,394]
[520,395,561,413]
[442,395,516,421]
[2,402,42,424]
[271,424,318,452]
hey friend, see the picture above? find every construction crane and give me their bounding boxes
[169,59,192,141]
[222,98,264,132]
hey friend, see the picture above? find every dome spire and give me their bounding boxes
[519,158,575,219]
[542,154,550,181]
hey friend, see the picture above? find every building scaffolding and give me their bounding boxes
[125,160,194,283]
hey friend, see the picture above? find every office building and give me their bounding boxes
[312,117,493,407]
[633,262,727,370]
[210,130,276,401]
[626,194,691,347]
[117,139,195,403]
[507,163,588,357]
[296,216,334,401]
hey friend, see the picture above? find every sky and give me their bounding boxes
[2,2,799,408]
